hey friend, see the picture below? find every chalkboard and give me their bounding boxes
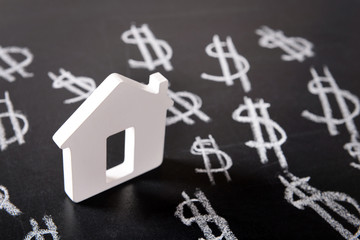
[0,0,360,239]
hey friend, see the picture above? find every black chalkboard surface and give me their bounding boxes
[1,0,360,239]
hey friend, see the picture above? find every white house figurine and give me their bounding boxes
[53,72,173,202]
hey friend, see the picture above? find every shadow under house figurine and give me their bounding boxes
[53,73,173,202]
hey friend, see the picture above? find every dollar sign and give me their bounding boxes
[121,24,173,71]
[255,26,314,62]
[201,35,251,92]
[0,91,29,151]
[345,136,360,170]
[0,46,34,82]
[0,185,21,216]
[352,228,360,240]
[24,215,59,240]
[167,88,210,126]
[232,96,288,169]
[279,172,360,240]
[175,190,238,240]
[48,68,96,104]
[301,67,360,168]
[190,135,232,185]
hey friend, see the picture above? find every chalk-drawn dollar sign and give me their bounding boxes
[191,135,232,185]
[121,24,173,71]
[232,96,288,169]
[201,35,250,92]
[279,172,360,240]
[0,46,34,82]
[166,89,210,126]
[0,185,21,216]
[255,26,314,62]
[301,67,360,168]
[48,68,96,104]
[175,190,238,240]
[24,216,59,240]
[346,135,360,170]
[0,91,29,151]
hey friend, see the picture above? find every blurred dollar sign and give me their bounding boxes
[191,134,232,185]
[0,91,29,151]
[167,89,210,126]
[0,46,34,82]
[48,68,96,104]
[232,96,288,169]
[256,26,314,62]
[302,66,360,169]
[201,35,250,92]
[121,24,173,71]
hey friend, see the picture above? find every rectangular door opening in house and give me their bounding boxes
[106,127,135,183]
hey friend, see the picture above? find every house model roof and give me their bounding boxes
[53,72,173,149]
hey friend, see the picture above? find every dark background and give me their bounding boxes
[0,0,360,239]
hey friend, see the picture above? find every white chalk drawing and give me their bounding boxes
[167,88,210,126]
[279,171,360,239]
[0,185,21,216]
[255,26,314,62]
[0,91,29,151]
[48,68,96,104]
[350,228,360,240]
[175,190,237,240]
[232,96,288,169]
[351,162,360,170]
[0,186,60,239]
[24,215,59,240]
[121,24,173,71]
[0,46,34,82]
[302,67,360,136]
[201,35,250,92]
[190,135,232,185]
[345,136,360,170]
[302,67,360,169]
